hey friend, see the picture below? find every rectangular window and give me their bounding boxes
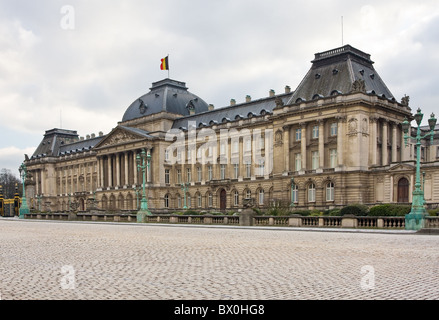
[208,166,213,180]
[164,149,170,162]
[165,169,170,184]
[295,128,302,141]
[197,167,202,182]
[186,168,191,182]
[220,164,226,180]
[330,122,338,136]
[295,153,302,171]
[330,149,337,168]
[312,151,319,170]
[245,161,251,178]
[233,163,239,179]
[245,138,252,152]
[257,159,265,176]
[312,125,319,139]
[177,169,181,184]
[232,140,239,153]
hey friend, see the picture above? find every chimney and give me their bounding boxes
[208,104,215,111]
[269,89,275,97]
[91,133,96,138]
[86,134,90,140]
[285,85,291,94]
[246,95,251,103]
[230,99,236,106]
[99,131,104,137]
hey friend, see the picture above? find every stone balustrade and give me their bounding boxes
[23,212,439,230]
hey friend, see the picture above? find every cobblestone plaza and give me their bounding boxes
[0,219,438,300]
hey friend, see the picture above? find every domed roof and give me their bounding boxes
[121,78,209,122]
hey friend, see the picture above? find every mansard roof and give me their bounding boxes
[171,91,293,130]
[31,128,105,159]
[287,45,396,105]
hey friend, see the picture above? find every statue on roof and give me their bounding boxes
[351,79,366,93]
[401,95,410,107]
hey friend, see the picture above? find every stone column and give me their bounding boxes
[300,123,307,170]
[382,120,389,166]
[116,153,121,187]
[147,149,151,183]
[336,116,346,167]
[318,120,325,168]
[108,155,113,188]
[124,152,129,186]
[391,122,398,163]
[133,151,138,185]
[369,117,378,166]
[283,125,290,173]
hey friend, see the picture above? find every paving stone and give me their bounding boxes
[0,219,438,300]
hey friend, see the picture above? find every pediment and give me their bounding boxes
[94,126,153,149]
[388,162,415,172]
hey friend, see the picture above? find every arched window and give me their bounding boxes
[326,182,335,202]
[244,189,252,200]
[164,194,169,208]
[258,189,264,205]
[234,190,239,206]
[291,183,299,204]
[197,192,202,208]
[207,192,213,208]
[308,183,316,202]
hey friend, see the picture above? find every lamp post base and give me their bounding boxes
[405,213,425,230]
[19,207,30,219]
[137,209,151,223]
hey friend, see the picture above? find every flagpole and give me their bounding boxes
[168,54,170,79]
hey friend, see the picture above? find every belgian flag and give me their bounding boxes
[160,56,169,70]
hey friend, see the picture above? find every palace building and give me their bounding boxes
[23,45,439,213]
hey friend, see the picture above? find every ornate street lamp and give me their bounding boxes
[180,182,189,210]
[18,162,30,218]
[402,108,437,230]
[136,149,151,222]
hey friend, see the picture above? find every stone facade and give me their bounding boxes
[24,45,439,213]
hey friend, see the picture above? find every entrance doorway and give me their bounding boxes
[220,189,227,211]
[397,178,409,203]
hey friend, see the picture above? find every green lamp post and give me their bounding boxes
[180,182,189,210]
[136,149,151,222]
[18,162,30,219]
[402,108,437,230]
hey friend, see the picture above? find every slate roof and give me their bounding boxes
[287,45,395,104]
[121,78,210,122]
[30,128,104,159]
[172,92,293,130]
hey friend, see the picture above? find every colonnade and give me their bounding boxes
[97,149,151,189]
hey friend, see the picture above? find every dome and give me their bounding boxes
[121,78,209,122]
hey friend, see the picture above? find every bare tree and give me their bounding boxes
[0,168,22,199]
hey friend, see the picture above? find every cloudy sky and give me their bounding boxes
[1,0,438,175]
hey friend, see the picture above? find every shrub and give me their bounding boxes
[290,209,311,216]
[368,204,411,216]
[183,210,200,215]
[340,204,369,216]
[428,209,439,216]
[324,209,342,216]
